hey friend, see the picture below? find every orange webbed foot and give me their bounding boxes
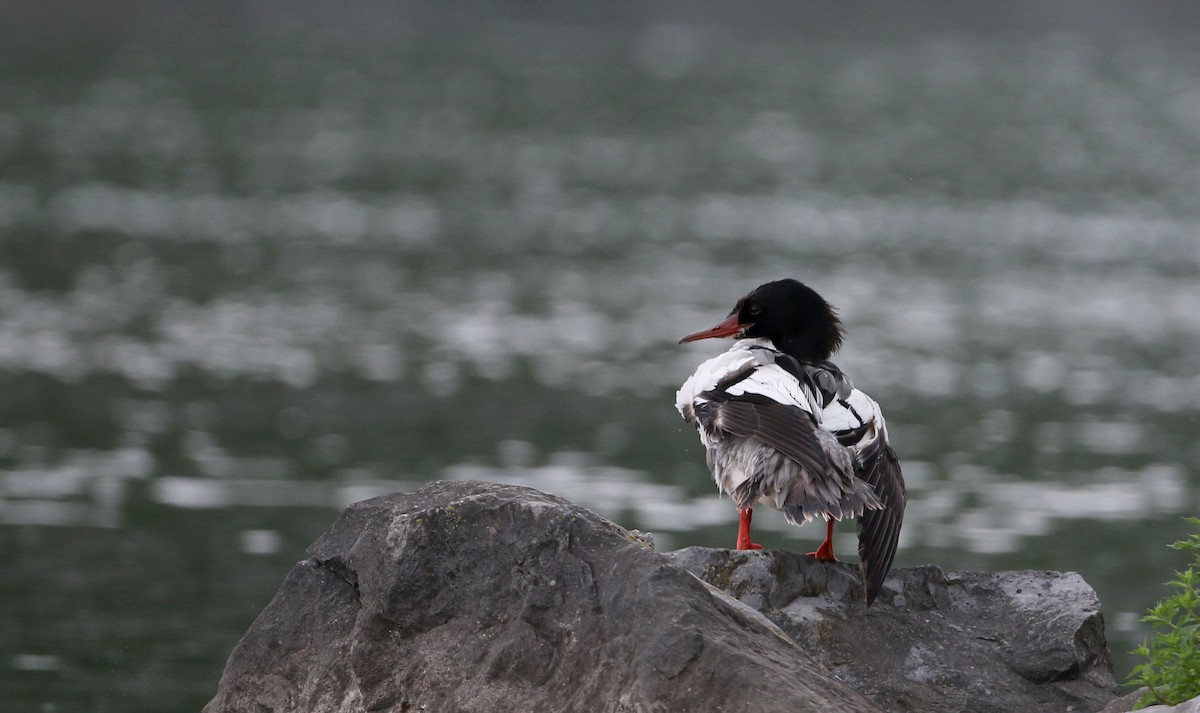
[806,540,837,561]
[807,519,838,561]
[735,508,763,551]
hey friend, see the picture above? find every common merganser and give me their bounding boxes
[676,279,906,605]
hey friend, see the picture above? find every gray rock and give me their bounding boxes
[1098,690,1145,713]
[1131,693,1200,713]
[665,546,1120,713]
[204,481,883,713]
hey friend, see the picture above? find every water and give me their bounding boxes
[2,4,1200,710]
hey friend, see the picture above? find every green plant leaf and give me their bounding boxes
[1127,517,1200,709]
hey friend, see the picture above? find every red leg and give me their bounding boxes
[806,519,838,561]
[735,507,763,550]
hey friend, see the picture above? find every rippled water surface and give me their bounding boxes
[2,5,1200,710]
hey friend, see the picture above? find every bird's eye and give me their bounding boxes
[748,304,762,316]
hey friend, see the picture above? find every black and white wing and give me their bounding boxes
[854,433,905,605]
[822,383,907,606]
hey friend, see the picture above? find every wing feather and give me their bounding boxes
[710,398,829,478]
[855,435,906,605]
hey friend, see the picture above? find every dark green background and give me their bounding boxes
[2,3,1199,710]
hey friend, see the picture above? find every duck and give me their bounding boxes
[676,278,906,605]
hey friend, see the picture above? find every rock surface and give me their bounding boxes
[666,547,1119,713]
[205,480,1121,713]
[1140,696,1200,713]
[204,481,882,713]
[1102,691,1200,713]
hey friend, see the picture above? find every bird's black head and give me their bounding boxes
[680,279,844,362]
